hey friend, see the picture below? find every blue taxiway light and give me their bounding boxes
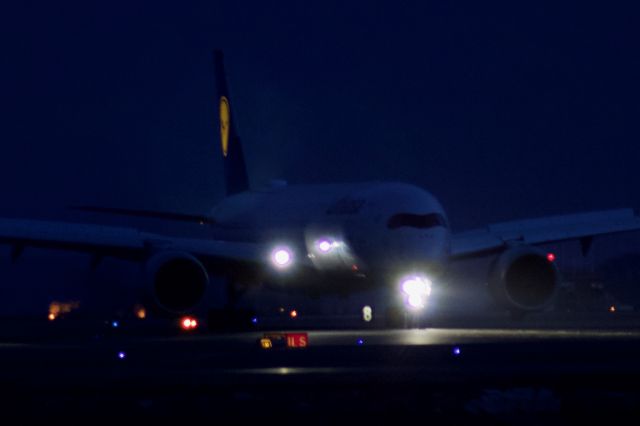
[117,351,126,360]
[251,317,258,324]
[357,339,364,346]
[111,321,119,328]
[452,346,461,356]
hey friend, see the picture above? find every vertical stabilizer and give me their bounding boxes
[213,50,250,195]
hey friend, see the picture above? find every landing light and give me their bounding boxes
[271,247,293,268]
[400,275,432,310]
[316,238,342,254]
[317,239,333,253]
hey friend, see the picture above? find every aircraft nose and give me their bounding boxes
[380,228,450,271]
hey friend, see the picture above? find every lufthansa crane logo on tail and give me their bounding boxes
[219,96,230,157]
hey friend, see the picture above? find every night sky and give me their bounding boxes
[1,1,639,231]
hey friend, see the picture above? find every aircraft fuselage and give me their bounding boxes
[210,181,451,294]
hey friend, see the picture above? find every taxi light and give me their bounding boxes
[401,278,431,296]
[408,294,425,309]
[400,275,432,310]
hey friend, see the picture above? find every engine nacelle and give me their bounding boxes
[488,246,559,311]
[145,252,209,314]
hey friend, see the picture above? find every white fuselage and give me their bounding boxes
[210,181,451,289]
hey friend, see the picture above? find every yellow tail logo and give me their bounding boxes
[219,96,230,157]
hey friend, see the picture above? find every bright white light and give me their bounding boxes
[400,275,432,310]
[271,247,293,268]
[407,294,425,308]
[315,238,342,254]
[317,239,333,253]
[401,277,431,297]
[274,250,291,264]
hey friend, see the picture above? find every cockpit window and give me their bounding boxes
[387,213,448,230]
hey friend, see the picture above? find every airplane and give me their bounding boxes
[1,50,640,329]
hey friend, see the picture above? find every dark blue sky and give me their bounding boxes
[1,1,639,230]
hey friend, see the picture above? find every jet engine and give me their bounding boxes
[146,252,209,313]
[488,246,559,312]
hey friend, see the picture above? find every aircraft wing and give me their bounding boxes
[450,209,640,259]
[0,218,265,265]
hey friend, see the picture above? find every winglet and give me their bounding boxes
[213,50,250,195]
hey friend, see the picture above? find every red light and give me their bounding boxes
[180,316,198,331]
[547,253,556,262]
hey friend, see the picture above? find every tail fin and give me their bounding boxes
[213,50,250,195]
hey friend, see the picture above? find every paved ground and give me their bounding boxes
[1,325,640,423]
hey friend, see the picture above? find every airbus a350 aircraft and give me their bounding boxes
[2,51,640,327]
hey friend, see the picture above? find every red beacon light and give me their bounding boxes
[547,253,556,262]
[180,316,198,331]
